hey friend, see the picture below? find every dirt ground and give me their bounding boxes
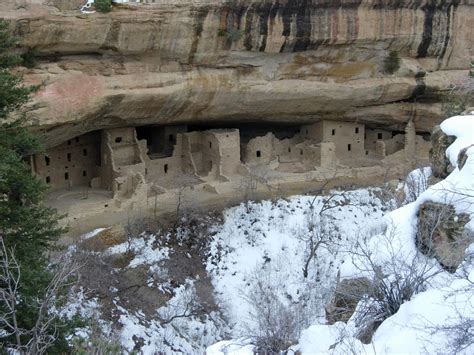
[55,165,408,246]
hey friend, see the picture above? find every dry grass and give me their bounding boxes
[80,227,126,252]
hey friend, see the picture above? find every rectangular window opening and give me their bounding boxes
[83,148,88,156]
[169,134,173,142]
[82,170,87,177]
[64,172,69,180]
[46,176,51,184]
[378,133,383,140]
[300,149,303,155]
[209,141,212,148]
[332,129,336,136]
[75,137,79,143]
[164,164,168,173]
[45,156,50,166]
[355,127,359,134]
[347,144,352,151]
[115,137,123,143]
[256,150,261,158]
[288,147,291,153]
[67,153,71,162]
[67,140,71,145]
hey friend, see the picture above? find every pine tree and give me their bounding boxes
[0,19,69,351]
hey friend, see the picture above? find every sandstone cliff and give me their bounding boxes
[1,0,472,147]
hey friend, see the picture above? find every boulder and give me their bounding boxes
[416,201,472,272]
[429,126,456,179]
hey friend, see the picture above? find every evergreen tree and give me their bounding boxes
[383,50,401,74]
[0,19,69,351]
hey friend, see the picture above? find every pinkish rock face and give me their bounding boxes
[36,74,105,119]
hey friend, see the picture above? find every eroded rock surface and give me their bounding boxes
[429,125,456,178]
[416,201,471,271]
[1,0,472,147]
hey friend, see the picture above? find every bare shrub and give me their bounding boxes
[241,268,304,353]
[158,281,203,325]
[123,215,147,254]
[71,319,122,355]
[403,167,430,204]
[300,191,360,279]
[345,229,442,342]
[0,237,81,353]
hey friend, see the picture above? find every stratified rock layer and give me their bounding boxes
[1,0,473,147]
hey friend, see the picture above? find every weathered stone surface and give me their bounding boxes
[416,201,472,272]
[457,144,474,170]
[0,0,472,145]
[326,277,371,325]
[430,125,456,179]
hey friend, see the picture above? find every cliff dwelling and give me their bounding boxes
[31,119,431,220]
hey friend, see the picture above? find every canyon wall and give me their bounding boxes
[1,0,472,147]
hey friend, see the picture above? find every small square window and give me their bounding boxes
[378,133,383,140]
[115,137,122,143]
[256,150,261,158]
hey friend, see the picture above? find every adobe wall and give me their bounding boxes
[162,126,187,156]
[365,129,393,152]
[318,142,337,168]
[244,133,275,165]
[100,128,146,196]
[415,135,431,159]
[384,134,405,155]
[302,121,365,159]
[99,130,115,191]
[33,131,101,189]
[142,133,184,180]
[209,129,241,178]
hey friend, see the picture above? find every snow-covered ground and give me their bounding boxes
[206,188,391,336]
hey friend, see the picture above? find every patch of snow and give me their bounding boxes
[116,280,229,354]
[207,188,390,335]
[206,340,254,355]
[105,234,170,268]
[440,114,474,167]
[80,227,108,240]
